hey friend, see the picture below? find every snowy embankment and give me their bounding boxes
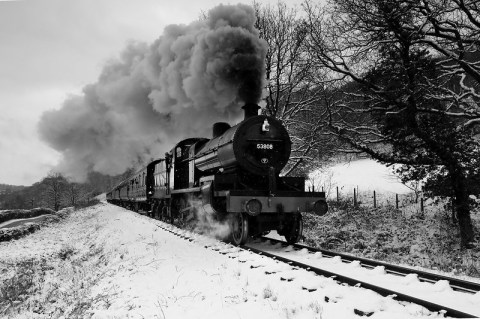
[0,203,452,318]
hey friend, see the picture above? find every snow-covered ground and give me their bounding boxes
[309,159,411,196]
[0,202,471,318]
[0,214,54,229]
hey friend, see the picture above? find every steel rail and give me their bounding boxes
[254,237,480,295]
[242,244,477,318]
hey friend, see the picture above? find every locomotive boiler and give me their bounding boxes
[107,103,328,245]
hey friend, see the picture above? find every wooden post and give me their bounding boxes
[396,194,399,209]
[373,191,376,208]
[421,197,424,213]
[336,186,339,202]
[354,188,357,207]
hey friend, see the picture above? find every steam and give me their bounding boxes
[185,199,232,240]
[38,4,266,181]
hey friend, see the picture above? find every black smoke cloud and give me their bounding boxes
[38,4,266,181]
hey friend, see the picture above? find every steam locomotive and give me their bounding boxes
[107,103,328,245]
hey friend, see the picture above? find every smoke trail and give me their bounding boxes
[38,4,266,181]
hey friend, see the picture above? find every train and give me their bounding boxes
[106,103,328,245]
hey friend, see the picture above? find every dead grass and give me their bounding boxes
[303,200,480,278]
[0,242,111,318]
[74,198,102,209]
[0,259,37,314]
[0,207,113,318]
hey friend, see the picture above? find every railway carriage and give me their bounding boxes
[107,103,328,245]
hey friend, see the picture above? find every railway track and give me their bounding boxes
[245,237,479,318]
[154,221,479,318]
[252,237,480,295]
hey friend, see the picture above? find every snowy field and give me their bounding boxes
[0,202,473,318]
[309,159,411,195]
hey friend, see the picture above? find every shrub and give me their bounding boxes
[74,198,101,209]
[302,202,480,278]
[0,224,41,242]
[0,208,56,224]
[0,207,64,242]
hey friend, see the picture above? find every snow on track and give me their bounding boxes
[0,203,457,318]
[246,239,480,317]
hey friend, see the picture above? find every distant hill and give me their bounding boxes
[0,183,41,210]
[0,184,26,196]
[0,171,132,210]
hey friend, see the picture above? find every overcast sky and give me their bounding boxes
[0,0,303,186]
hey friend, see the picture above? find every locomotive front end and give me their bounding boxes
[195,110,291,176]
[191,103,328,245]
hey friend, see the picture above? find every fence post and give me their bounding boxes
[396,194,399,209]
[420,197,424,213]
[336,186,339,202]
[373,191,376,208]
[354,188,357,207]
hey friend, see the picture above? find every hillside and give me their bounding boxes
[0,184,25,195]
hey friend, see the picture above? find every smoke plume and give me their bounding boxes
[38,4,266,181]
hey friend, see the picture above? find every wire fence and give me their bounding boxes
[308,185,428,214]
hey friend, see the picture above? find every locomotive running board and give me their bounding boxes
[221,190,326,214]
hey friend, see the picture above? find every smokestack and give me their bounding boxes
[212,122,231,138]
[242,103,260,120]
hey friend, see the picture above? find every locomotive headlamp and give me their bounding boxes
[245,199,262,216]
[313,200,328,216]
[262,119,270,132]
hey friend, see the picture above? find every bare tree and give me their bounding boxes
[254,1,338,175]
[304,0,480,246]
[63,179,87,207]
[412,0,480,122]
[42,172,67,211]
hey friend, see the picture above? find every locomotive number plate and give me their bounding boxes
[257,143,273,150]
